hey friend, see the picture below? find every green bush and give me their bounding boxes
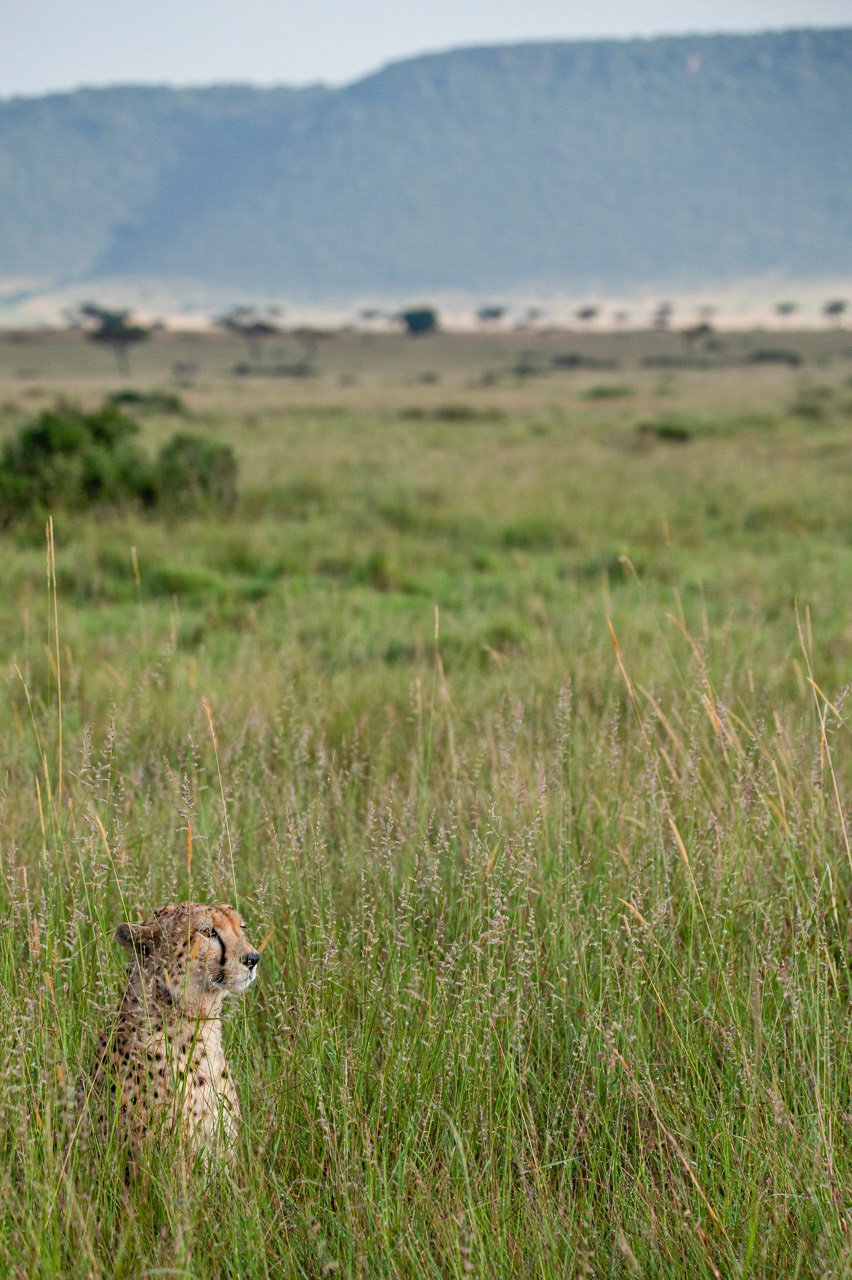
[106,389,187,414]
[635,415,696,442]
[580,383,635,399]
[155,434,238,512]
[552,352,619,371]
[0,404,155,521]
[790,386,833,421]
[747,348,803,367]
[0,403,238,522]
[399,307,438,335]
[399,403,505,422]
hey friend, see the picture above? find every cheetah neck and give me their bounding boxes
[123,964,228,1033]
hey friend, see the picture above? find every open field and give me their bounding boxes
[0,327,850,1277]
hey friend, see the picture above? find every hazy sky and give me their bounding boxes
[3,0,850,97]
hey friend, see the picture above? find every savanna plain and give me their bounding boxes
[0,325,850,1278]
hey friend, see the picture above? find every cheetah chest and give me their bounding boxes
[148,1024,241,1147]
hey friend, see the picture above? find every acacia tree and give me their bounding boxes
[575,305,599,325]
[477,304,507,327]
[289,327,332,376]
[217,306,281,361]
[359,308,386,328]
[653,301,674,330]
[79,304,150,377]
[681,322,713,349]
[823,299,848,327]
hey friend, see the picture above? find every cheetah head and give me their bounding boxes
[116,903,261,1011]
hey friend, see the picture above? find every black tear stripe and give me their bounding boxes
[213,928,227,982]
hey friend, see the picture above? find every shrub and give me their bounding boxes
[552,352,619,371]
[513,352,544,378]
[399,404,505,423]
[106,389,186,414]
[155,435,238,513]
[0,404,155,521]
[747,348,803,367]
[581,383,634,399]
[0,403,238,522]
[350,548,394,590]
[640,355,713,369]
[635,415,695,442]
[790,385,833,421]
[400,307,439,336]
[231,361,314,379]
[501,515,576,551]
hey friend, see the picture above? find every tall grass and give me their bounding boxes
[2,557,849,1275]
[0,336,849,1276]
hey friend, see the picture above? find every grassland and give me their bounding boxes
[0,326,850,1277]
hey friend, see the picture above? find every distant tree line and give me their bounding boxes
[67,293,851,370]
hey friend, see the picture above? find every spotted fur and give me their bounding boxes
[80,903,260,1160]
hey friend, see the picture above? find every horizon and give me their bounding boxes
[2,1,850,98]
[4,23,852,102]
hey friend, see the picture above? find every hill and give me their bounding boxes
[1,28,850,300]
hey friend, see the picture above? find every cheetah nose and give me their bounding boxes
[242,950,260,969]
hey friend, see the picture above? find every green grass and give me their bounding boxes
[0,329,850,1277]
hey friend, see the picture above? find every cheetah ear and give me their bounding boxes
[115,922,159,957]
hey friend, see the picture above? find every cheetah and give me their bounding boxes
[80,903,260,1162]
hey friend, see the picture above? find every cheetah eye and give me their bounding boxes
[198,926,215,939]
